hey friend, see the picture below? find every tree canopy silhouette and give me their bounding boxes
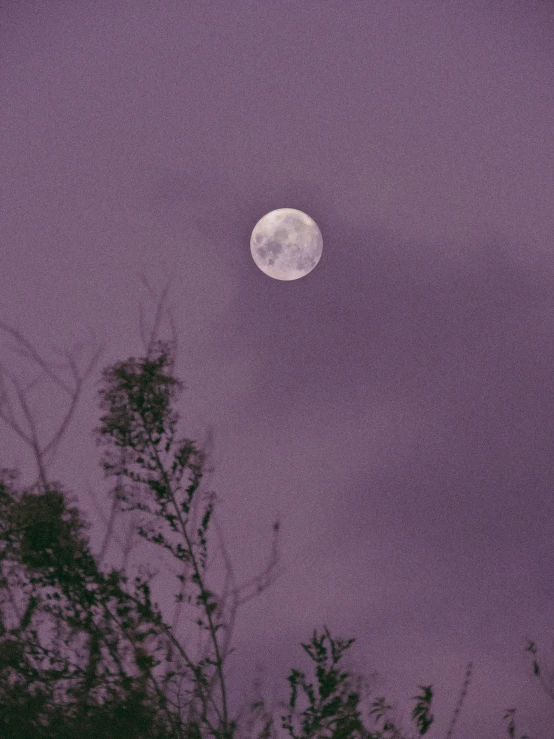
[0,275,541,738]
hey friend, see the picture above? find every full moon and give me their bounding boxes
[250,208,323,281]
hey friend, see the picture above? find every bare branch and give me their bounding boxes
[137,271,179,361]
[0,321,105,495]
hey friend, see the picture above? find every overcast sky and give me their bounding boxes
[2,1,554,736]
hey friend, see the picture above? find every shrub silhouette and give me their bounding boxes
[0,277,542,738]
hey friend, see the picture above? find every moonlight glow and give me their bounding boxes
[250,208,323,281]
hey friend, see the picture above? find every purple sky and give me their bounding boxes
[2,1,554,736]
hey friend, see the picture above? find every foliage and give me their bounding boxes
[0,278,545,738]
[279,624,437,739]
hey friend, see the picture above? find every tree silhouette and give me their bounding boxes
[0,274,541,738]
